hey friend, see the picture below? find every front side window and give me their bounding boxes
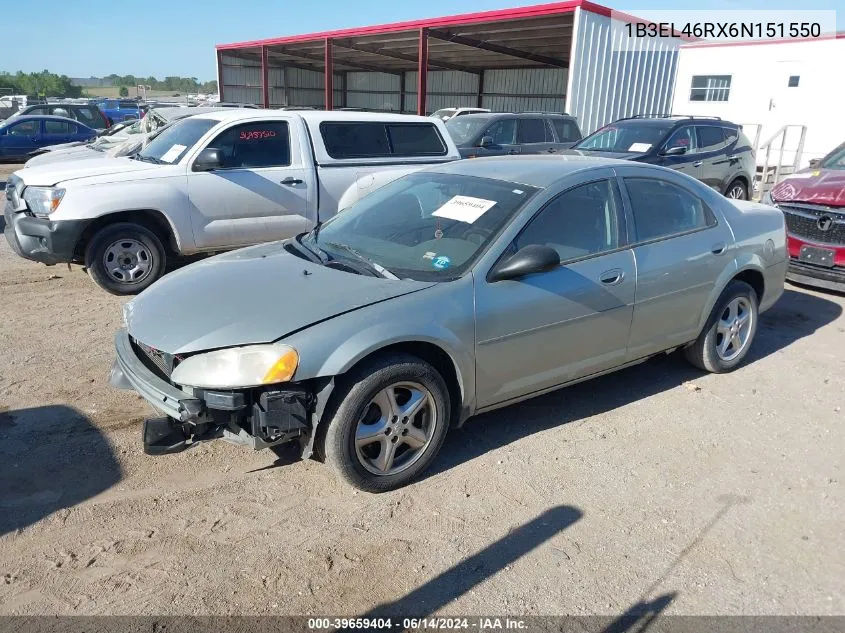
[515,179,622,262]
[696,126,726,152]
[664,126,698,153]
[445,116,492,145]
[207,121,291,168]
[6,120,38,136]
[517,118,552,144]
[137,117,217,164]
[303,172,539,281]
[690,75,731,102]
[625,178,715,243]
[484,119,516,145]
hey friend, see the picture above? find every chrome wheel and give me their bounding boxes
[103,238,153,284]
[354,381,437,476]
[728,184,746,199]
[715,297,753,361]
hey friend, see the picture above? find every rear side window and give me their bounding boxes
[517,118,552,144]
[696,126,726,152]
[624,178,716,242]
[320,122,447,159]
[552,119,581,142]
[45,120,74,134]
[208,121,291,168]
[723,127,739,147]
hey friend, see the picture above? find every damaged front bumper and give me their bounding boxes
[109,329,314,455]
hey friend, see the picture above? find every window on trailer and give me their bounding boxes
[689,75,731,102]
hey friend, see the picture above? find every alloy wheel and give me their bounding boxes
[715,297,753,362]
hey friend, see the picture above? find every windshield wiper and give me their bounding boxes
[133,154,162,164]
[323,241,398,280]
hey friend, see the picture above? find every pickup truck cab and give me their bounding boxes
[4,110,460,294]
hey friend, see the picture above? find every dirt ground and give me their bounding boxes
[0,163,843,617]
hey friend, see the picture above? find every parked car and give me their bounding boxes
[110,156,787,492]
[95,99,143,124]
[763,140,845,292]
[570,115,755,200]
[0,116,97,162]
[4,110,460,294]
[445,112,583,158]
[6,102,110,130]
[430,107,490,121]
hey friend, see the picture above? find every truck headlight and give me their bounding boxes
[23,187,65,217]
[171,344,299,389]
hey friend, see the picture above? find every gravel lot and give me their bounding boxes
[1,163,843,617]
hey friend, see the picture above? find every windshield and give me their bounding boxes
[820,144,845,170]
[136,117,216,164]
[303,172,539,281]
[574,120,674,152]
[445,116,492,145]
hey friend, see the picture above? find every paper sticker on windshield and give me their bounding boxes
[432,255,451,270]
[628,142,652,152]
[159,144,187,163]
[432,196,497,224]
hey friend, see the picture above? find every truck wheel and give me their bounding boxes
[84,222,166,295]
[684,280,758,373]
[321,353,451,493]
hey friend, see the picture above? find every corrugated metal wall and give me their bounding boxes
[482,68,567,113]
[220,54,262,105]
[346,72,402,111]
[405,71,480,113]
[566,8,679,134]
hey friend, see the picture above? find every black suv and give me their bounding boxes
[445,112,583,159]
[571,115,755,200]
[12,103,109,131]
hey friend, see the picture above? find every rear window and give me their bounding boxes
[320,122,447,159]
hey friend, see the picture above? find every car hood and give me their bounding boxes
[560,148,646,160]
[124,242,435,355]
[25,147,104,168]
[770,169,845,207]
[17,156,158,186]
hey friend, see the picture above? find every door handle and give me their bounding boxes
[693,161,703,167]
[711,243,727,255]
[546,148,556,153]
[508,149,521,155]
[280,177,303,185]
[600,269,625,285]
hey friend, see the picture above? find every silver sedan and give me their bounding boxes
[110,156,787,492]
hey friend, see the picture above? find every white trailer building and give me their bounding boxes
[671,34,845,170]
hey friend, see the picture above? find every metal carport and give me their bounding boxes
[216,0,682,134]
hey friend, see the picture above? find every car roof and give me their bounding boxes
[188,109,437,124]
[454,112,575,120]
[428,155,628,188]
[610,116,738,127]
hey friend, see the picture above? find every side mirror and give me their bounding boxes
[808,158,821,169]
[479,136,494,148]
[662,145,687,156]
[193,147,224,172]
[488,244,560,282]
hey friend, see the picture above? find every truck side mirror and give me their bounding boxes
[479,136,494,148]
[193,147,224,172]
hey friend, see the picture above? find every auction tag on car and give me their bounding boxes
[432,196,497,224]
[160,144,187,163]
[628,142,652,152]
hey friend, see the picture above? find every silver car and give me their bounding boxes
[110,156,787,492]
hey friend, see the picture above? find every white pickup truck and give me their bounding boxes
[4,110,460,294]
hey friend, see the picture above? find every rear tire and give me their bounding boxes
[321,353,451,493]
[725,179,748,200]
[684,280,758,373]
[84,222,165,295]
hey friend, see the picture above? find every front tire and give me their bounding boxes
[684,280,758,373]
[84,222,165,295]
[322,353,451,493]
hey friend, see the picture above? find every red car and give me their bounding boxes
[766,142,845,292]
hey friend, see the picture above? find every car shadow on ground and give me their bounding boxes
[0,405,121,536]
[428,288,841,479]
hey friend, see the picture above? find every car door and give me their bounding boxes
[658,125,702,179]
[474,118,518,156]
[43,119,74,146]
[516,117,557,155]
[474,173,636,408]
[1,119,41,158]
[694,125,729,191]
[186,117,311,249]
[617,168,735,360]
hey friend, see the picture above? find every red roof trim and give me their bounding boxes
[216,0,605,50]
[681,30,845,49]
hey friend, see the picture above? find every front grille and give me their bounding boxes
[131,337,175,380]
[780,203,845,246]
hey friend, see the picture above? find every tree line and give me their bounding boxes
[0,70,217,98]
